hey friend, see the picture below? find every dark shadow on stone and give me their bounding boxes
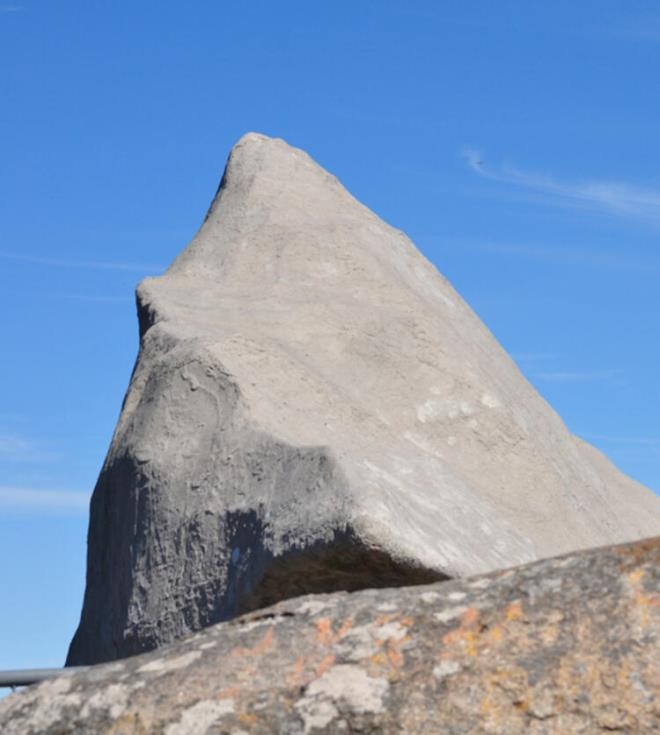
[68,491,450,666]
[236,526,450,615]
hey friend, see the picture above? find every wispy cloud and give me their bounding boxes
[0,251,162,272]
[0,435,31,455]
[0,5,21,12]
[57,293,131,303]
[463,147,660,223]
[0,434,59,462]
[586,435,660,447]
[535,369,622,383]
[0,486,90,512]
[473,241,659,273]
[604,14,660,43]
[511,352,559,363]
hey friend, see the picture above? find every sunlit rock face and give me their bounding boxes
[66,133,660,665]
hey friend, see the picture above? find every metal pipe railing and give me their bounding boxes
[0,667,89,689]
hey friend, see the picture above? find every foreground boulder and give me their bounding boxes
[68,133,660,665]
[4,537,659,734]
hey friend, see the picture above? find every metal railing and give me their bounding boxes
[0,667,88,689]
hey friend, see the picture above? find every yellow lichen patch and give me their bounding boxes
[626,567,660,628]
[238,710,257,726]
[540,623,559,646]
[616,537,660,573]
[465,631,479,656]
[478,667,529,727]
[505,601,523,622]
[106,712,149,735]
[552,650,652,726]
[441,607,482,656]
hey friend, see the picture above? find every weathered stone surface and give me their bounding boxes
[67,133,660,665]
[5,537,659,734]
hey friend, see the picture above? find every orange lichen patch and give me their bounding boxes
[253,627,275,655]
[626,568,660,627]
[461,607,479,626]
[315,618,333,646]
[442,627,479,656]
[505,601,523,622]
[229,627,276,659]
[387,646,404,669]
[314,617,354,647]
[615,537,660,573]
[217,686,240,700]
[335,619,354,641]
[286,656,306,687]
[440,606,483,655]
[441,627,462,647]
[315,654,337,677]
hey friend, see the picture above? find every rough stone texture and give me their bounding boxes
[5,537,660,734]
[67,133,660,665]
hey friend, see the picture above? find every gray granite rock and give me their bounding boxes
[67,133,660,665]
[5,537,659,733]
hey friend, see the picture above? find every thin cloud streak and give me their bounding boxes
[434,237,659,274]
[604,14,660,43]
[0,486,90,512]
[511,352,559,363]
[0,250,162,272]
[0,435,31,455]
[0,434,59,462]
[463,147,660,222]
[475,241,659,273]
[585,434,660,446]
[535,369,622,383]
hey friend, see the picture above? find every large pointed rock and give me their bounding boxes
[67,133,660,665]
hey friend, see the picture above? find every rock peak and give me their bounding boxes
[67,134,660,665]
[167,133,363,280]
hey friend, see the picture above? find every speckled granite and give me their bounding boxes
[3,536,658,733]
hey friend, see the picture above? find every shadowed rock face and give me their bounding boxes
[67,133,660,665]
[5,537,660,734]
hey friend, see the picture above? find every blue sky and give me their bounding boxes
[1,1,659,676]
